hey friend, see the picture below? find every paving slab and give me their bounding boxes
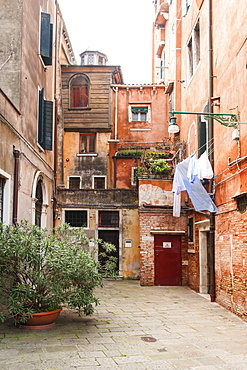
[0,280,247,369]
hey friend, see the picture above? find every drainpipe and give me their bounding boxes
[208,0,216,302]
[13,148,20,225]
[112,87,118,141]
[113,152,118,188]
[53,4,59,228]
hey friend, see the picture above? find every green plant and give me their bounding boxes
[148,158,172,174]
[0,221,117,325]
[117,149,144,157]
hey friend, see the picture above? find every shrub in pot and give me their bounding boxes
[0,221,117,327]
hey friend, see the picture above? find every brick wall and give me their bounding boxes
[215,200,247,319]
[139,209,188,286]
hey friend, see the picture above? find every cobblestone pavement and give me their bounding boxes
[0,280,247,369]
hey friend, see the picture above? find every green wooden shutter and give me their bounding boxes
[131,107,148,114]
[40,13,52,65]
[38,88,45,146]
[38,88,53,150]
[43,100,53,150]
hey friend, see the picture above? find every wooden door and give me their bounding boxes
[154,235,181,286]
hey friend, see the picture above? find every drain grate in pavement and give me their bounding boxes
[141,336,157,342]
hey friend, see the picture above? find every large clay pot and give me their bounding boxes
[20,308,62,330]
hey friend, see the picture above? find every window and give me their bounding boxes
[129,106,150,122]
[65,210,88,227]
[160,53,166,80]
[70,75,89,108]
[88,54,94,64]
[187,19,200,79]
[236,195,247,214]
[131,167,138,186]
[93,177,106,189]
[38,88,53,150]
[69,177,80,189]
[35,179,43,227]
[40,12,53,66]
[98,211,119,228]
[198,102,209,157]
[98,56,104,65]
[188,217,194,242]
[79,133,96,153]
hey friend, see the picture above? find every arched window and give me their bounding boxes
[70,75,89,108]
[35,179,43,227]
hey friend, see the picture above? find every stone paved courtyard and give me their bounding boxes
[0,279,247,369]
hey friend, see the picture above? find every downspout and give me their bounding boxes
[113,87,118,141]
[113,152,118,188]
[13,148,20,225]
[208,0,216,302]
[53,4,59,227]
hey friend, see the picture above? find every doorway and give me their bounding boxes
[154,234,181,286]
[98,230,119,271]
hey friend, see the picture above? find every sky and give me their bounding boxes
[58,0,154,84]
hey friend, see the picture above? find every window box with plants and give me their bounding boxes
[0,222,116,329]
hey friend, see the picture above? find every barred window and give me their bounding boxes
[69,177,80,189]
[93,177,106,189]
[98,211,119,228]
[65,210,87,227]
[237,195,247,214]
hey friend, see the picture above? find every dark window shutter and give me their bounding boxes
[40,13,52,65]
[38,88,45,145]
[198,115,207,157]
[43,100,53,150]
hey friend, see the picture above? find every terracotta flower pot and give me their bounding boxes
[20,308,62,330]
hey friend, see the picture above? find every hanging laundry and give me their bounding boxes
[196,151,214,180]
[172,154,218,217]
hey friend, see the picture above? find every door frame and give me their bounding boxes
[152,231,185,286]
[97,209,122,275]
[196,220,210,294]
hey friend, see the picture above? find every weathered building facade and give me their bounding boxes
[55,57,189,281]
[153,0,247,319]
[0,0,74,228]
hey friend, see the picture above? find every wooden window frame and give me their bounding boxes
[187,18,200,80]
[129,105,151,123]
[98,211,119,228]
[79,133,96,154]
[70,75,90,109]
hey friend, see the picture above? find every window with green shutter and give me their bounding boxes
[130,106,149,122]
[38,88,53,150]
[40,12,53,66]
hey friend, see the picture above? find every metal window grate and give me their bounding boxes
[99,211,119,227]
[65,210,87,227]
[94,177,105,189]
[69,177,80,189]
[237,195,247,214]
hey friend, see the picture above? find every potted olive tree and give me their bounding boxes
[0,221,116,329]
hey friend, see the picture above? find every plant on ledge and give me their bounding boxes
[148,158,173,175]
[0,221,117,326]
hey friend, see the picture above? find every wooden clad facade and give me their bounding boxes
[62,65,123,131]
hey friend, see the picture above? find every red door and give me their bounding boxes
[154,235,181,286]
